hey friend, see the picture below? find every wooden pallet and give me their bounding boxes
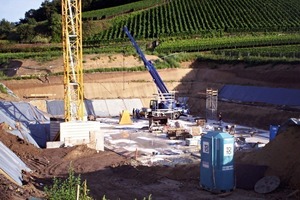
[167,128,191,140]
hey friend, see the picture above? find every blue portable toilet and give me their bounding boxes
[200,131,235,193]
[269,125,280,141]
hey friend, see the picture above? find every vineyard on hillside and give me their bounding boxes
[82,0,164,20]
[213,45,300,59]
[2,0,300,65]
[155,34,300,53]
[87,0,300,43]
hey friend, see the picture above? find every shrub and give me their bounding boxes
[0,83,8,94]
[44,166,92,200]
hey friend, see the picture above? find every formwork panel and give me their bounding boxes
[47,100,88,116]
[106,99,126,117]
[91,100,109,117]
[123,98,143,113]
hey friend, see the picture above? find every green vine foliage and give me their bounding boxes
[0,83,8,94]
[44,167,92,200]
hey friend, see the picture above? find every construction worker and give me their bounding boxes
[135,108,140,119]
[45,74,50,83]
[218,112,222,125]
[132,108,136,119]
[229,125,236,135]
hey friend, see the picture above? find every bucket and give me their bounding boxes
[269,125,280,141]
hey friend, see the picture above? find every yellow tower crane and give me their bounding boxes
[61,0,84,122]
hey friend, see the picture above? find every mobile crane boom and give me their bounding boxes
[123,26,169,96]
[123,26,189,119]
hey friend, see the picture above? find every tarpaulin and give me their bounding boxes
[0,142,31,186]
[46,99,143,117]
[219,85,300,106]
[0,101,50,147]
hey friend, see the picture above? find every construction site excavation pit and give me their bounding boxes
[1,57,300,199]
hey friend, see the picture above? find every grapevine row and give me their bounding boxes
[213,45,300,59]
[87,0,300,47]
[155,34,300,53]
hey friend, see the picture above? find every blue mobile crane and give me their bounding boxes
[123,26,189,119]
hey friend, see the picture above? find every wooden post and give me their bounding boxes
[76,184,80,200]
[135,148,138,160]
[83,180,87,196]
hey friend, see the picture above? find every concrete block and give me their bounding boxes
[88,131,104,152]
[186,136,201,146]
[186,138,198,146]
[189,126,202,136]
[64,137,89,147]
[46,141,65,149]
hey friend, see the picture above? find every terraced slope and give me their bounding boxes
[89,0,300,42]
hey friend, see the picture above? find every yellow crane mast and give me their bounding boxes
[61,0,84,121]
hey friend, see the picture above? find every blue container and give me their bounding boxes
[200,131,235,193]
[269,125,280,141]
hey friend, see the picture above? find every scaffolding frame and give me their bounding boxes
[206,88,218,120]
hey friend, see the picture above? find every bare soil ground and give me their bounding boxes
[0,125,299,200]
[1,54,300,199]
[0,126,299,200]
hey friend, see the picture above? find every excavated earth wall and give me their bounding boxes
[2,55,300,129]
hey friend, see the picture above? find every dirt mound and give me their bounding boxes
[236,125,300,189]
[0,130,45,199]
[0,129,41,161]
[63,145,97,160]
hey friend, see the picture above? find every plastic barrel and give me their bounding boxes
[269,125,280,141]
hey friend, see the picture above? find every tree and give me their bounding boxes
[0,19,14,39]
[42,0,56,19]
[27,18,37,25]
[82,0,93,11]
[24,9,36,21]
[49,13,62,42]
[16,23,35,43]
[23,0,57,23]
